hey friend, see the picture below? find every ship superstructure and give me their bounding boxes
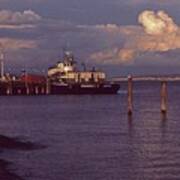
[47,51,120,94]
[48,51,106,85]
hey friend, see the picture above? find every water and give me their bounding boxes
[1,81,180,180]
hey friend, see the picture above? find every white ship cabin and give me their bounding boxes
[60,71,106,83]
[48,51,76,77]
[48,51,106,83]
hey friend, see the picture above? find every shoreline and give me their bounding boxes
[0,135,45,180]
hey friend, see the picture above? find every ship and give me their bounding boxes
[47,51,120,95]
[0,50,120,96]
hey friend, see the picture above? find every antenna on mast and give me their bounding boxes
[62,42,70,56]
[0,44,5,80]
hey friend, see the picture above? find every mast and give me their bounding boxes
[0,45,4,80]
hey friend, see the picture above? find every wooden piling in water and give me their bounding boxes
[26,85,30,95]
[127,75,133,116]
[161,81,168,114]
[18,89,21,95]
[35,86,39,95]
[41,87,45,94]
[6,82,12,95]
[46,79,51,95]
[6,87,10,95]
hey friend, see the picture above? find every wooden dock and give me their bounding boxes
[0,80,47,96]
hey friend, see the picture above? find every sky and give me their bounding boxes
[0,0,180,76]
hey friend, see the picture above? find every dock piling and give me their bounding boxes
[161,81,168,114]
[46,79,51,95]
[41,87,45,94]
[127,75,133,116]
[26,85,30,95]
[6,83,12,95]
[35,86,39,95]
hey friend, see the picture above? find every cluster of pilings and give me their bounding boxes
[0,80,49,96]
[127,75,168,117]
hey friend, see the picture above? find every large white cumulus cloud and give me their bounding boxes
[90,10,180,64]
[138,10,178,35]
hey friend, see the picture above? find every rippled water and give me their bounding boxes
[0,81,180,180]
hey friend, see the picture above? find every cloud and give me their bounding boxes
[90,10,180,64]
[90,48,136,64]
[0,10,41,25]
[0,24,35,29]
[138,10,178,35]
[0,9,42,31]
[0,0,47,5]
[90,48,119,64]
[0,6,179,72]
[0,10,85,67]
[126,0,180,5]
[0,10,41,51]
[0,38,37,50]
[79,24,141,35]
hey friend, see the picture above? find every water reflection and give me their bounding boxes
[161,112,168,121]
[0,82,180,180]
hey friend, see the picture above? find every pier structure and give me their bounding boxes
[0,74,47,96]
[126,76,169,116]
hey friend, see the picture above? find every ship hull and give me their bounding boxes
[50,83,120,95]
